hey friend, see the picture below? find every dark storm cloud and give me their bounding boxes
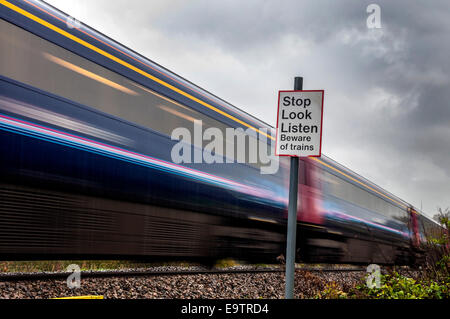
[47,0,449,216]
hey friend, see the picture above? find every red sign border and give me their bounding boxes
[275,90,324,158]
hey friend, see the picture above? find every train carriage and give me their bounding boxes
[0,0,443,265]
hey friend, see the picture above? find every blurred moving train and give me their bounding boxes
[0,0,444,264]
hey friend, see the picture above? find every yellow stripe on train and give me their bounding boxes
[0,0,273,140]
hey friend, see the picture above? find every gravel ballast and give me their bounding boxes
[0,269,368,299]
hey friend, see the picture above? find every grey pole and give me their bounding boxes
[284,76,302,299]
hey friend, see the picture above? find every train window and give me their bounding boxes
[0,19,269,169]
[419,216,441,240]
[419,216,433,239]
[320,169,408,222]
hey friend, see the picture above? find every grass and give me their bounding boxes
[0,260,192,273]
[214,258,240,268]
[0,258,281,273]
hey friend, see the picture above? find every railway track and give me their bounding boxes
[0,265,383,299]
[0,266,366,282]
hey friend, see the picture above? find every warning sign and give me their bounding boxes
[275,90,324,157]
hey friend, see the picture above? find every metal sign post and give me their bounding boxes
[275,77,324,299]
[284,77,302,299]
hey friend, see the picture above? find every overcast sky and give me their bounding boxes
[46,0,450,219]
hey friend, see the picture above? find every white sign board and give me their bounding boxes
[275,90,324,157]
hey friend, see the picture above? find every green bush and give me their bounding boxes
[436,255,450,273]
[316,281,348,299]
[352,272,449,299]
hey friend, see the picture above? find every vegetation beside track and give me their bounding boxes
[0,259,276,273]
[317,270,449,299]
[0,260,191,273]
